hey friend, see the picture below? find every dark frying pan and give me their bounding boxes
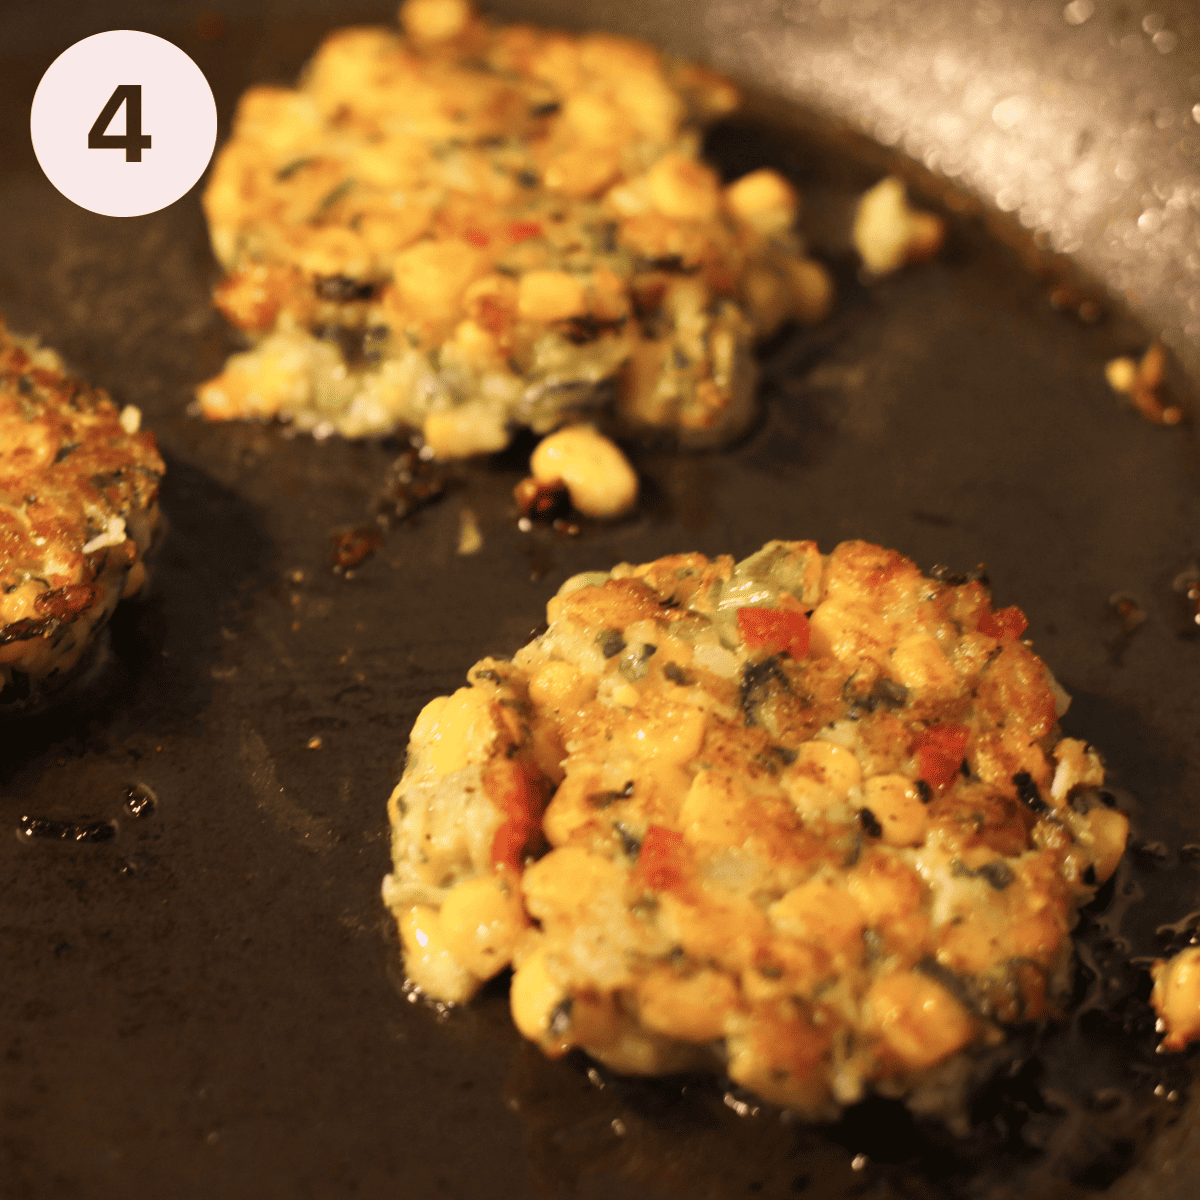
[2,2,1199,1197]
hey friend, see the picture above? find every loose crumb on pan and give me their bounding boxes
[1104,343,1183,426]
[197,0,833,453]
[0,320,164,710]
[381,538,1129,1122]
[456,505,483,555]
[852,176,945,276]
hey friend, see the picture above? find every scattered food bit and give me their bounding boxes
[382,538,1127,1122]
[0,320,165,712]
[307,735,323,750]
[514,476,571,522]
[852,176,945,275]
[528,425,638,519]
[1171,564,1200,627]
[1104,358,1137,393]
[456,506,483,555]
[331,523,383,571]
[1048,283,1103,324]
[197,0,833,449]
[1108,592,1146,635]
[373,446,448,527]
[1151,947,1200,1051]
[1104,343,1183,426]
[729,169,835,332]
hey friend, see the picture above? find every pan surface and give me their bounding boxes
[2,2,1200,1198]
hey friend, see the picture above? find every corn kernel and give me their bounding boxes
[866,971,973,1070]
[1105,356,1138,394]
[637,966,739,1043]
[645,154,720,222]
[390,239,488,325]
[528,660,594,712]
[613,73,682,141]
[561,94,624,146]
[530,425,638,519]
[862,774,928,847]
[522,847,625,924]
[618,694,707,766]
[742,265,791,339]
[725,168,798,236]
[680,771,757,847]
[889,632,956,698]
[423,406,509,459]
[399,904,479,1002]
[1087,806,1129,884]
[517,270,589,323]
[793,740,862,797]
[785,258,834,325]
[510,946,571,1053]
[400,0,472,43]
[410,686,494,777]
[853,176,945,275]
[770,878,864,964]
[438,875,525,979]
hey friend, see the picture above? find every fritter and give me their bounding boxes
[198,0,831,454]
[0,322,164,710]
[382,539,1129,1121]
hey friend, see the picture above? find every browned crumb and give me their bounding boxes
[1105,343,1183,426]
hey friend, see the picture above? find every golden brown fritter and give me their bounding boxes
[382,540,1129,1121]
[197,0,832,451]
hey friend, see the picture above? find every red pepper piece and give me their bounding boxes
[979,605,1028,641]
[736,604,811,659]
[508,220,542,242]
[487,758,544,872]
[915,723,970,791]
[636,825,687,892]
[464,228,490,247]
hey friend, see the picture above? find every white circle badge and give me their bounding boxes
[30,30,217,218]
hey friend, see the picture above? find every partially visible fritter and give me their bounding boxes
[1150,948,1200,1052]
[0,322,164,709]
[383,539,1129,1122]
[198,0,832,454]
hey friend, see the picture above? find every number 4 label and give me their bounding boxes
[88,85,152,162]
[31,31,215,217]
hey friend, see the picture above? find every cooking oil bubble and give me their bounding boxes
[124,783,158,819]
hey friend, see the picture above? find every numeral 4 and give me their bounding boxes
[88,84,152,162]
